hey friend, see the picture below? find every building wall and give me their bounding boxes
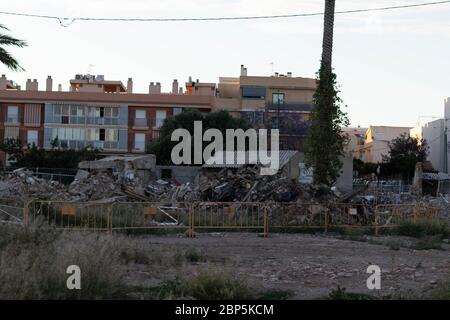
[410,119,446,172]
[445,98,450,173]
[0,102,44,147]
[127,106,173,153]
[154,165,202,184]
[362,126,412,163]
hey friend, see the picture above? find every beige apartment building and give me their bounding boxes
[342,127,367,161]
[215,65,316,149]
[357,126,412,163]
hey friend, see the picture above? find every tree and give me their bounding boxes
[0,138,23,163]
[0,24,27,71]
[148,109,252,164]
[0,137,100,169]
[304,0,349,186]
[382,133,428,181]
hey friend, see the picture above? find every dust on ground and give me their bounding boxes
[123,232,450,299]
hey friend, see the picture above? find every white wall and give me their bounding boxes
[414,119,446,172]
[445,98,450,173]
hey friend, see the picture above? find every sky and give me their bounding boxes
[1,0,449,128]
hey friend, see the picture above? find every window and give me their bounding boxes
[54,105,61,116]
[27,130,38,146]
[87,128,99,141]
[99,128,105,141]
[241,86,266,99]
[77,106,85,117]
[134,133,145,151]
[155,111,167,128]
[272,93,285,105]
[70,105,77,116]
[173,108,183,116]
[106,129,118,142]
[135,110,146,119]
[7,106,18,123]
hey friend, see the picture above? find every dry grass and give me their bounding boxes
[0,223,126,299]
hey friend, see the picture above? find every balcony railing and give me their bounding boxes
[132,117,167,129]
[133,117,149,128]
[267,103,314,112]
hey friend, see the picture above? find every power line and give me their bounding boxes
[0,1,449,27]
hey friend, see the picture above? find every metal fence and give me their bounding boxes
[17,200,443,237]
[353,181,412,195]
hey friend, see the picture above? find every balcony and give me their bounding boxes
[132,117,149,129]
[5,117,19,126]
[267,103,314,112]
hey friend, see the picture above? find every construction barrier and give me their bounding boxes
[15,200,444,237]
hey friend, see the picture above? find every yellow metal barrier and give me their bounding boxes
[16,199,443,236]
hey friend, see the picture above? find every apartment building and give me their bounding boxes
[409,98,450,173]
[357,126,412,163]
[215,65,316,150]
[0,74,214,163]
[0,66,317,163]
[342,127,367,161]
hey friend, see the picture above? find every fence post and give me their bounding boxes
[263,206,269,238]
[374,205,379,237]
[23,199,31,227]
[324,208,328,233]
[187,203,195,238]
[107,204,113,235]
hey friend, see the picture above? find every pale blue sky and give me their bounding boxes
[1,0,449,128]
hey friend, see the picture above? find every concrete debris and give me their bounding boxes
[0,164,449,222]
[0,168,69,200]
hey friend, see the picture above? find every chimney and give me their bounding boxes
[58,84,62,92]
[149,82,161,94]
[26,79,32,90]
[287,72,292,78]
[0,74,7,90]
[46,76,53,91]
[32,79,38,91]
[240,65,247,76]
[188,76,192,83]
[172,79,179,94]
[127,78,133,93]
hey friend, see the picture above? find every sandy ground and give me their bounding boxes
[124,232,450,299]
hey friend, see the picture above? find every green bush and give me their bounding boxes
[153,272,251,300]
[396,222,449,239]
[326,286,377,300]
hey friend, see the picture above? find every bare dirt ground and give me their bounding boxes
[123,232,450,299]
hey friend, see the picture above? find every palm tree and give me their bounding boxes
[321,0,335,74]
[305,0,349,186]
[0,24,27,71]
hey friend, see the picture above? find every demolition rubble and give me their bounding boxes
[0,158,448,220]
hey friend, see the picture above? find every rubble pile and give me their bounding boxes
[0,168,69,199]
[68,170,123,201]
[144,165,336,203]
[0,165,448,223]
[194,166,304,202]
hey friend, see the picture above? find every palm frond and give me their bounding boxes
[0,34,27,47]
[0,47,25,71]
